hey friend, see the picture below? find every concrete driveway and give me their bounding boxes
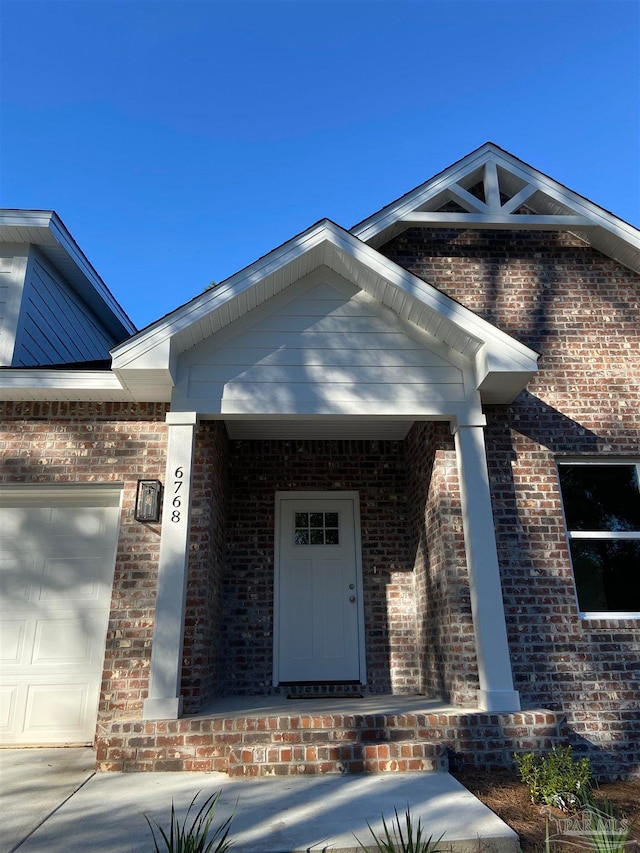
[0,747,96,853]
[1,747,519,853]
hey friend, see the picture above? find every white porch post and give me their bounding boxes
[143,411,198,720]
[452,421,521,712]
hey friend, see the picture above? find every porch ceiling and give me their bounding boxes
[221,416,422,440]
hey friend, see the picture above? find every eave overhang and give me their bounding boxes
[0,369,138,402]
[351,143,640,276]
[0,210,137,342]
[111,219,538,406]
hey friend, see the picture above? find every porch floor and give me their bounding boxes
[196,693,469,719]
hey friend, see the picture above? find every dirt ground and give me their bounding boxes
[452,769,640,851]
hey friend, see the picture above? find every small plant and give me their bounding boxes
[582,799,632,853]
[355,805,445,852]
[515,747,592,813]
[144,790,235,853]
[541,798,634,852]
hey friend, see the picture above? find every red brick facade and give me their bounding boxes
[2,227,639,779]
[380,229,640,777]
[181,420,229,712]
[406,422,477,707]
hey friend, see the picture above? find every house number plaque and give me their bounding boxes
[171,466,184,523]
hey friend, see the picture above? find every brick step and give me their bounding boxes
[227,739,448,777]
[96,709,565,772]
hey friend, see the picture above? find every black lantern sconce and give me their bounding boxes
[134,479,162,522]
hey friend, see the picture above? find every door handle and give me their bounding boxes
[349,595,356,603]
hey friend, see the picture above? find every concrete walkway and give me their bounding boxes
[1,748,519,853]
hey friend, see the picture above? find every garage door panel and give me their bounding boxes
[40,556,113,603]
[0,618,28,665]
[24,681,90,738]
[0,507,49,536]
[0,558,42,603]
[0,684,18,731]
[0,492,120,745]
[50,506,110,537]
[32,616,97,666]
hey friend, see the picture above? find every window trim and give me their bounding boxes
[557,459,640,621]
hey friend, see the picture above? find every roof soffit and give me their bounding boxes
[351,143,640,275]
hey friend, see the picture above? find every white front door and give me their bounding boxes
[275,493,363,683]
[0,488,120,745]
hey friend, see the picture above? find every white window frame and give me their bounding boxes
[557,459,640,620]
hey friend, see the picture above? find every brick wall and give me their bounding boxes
[0,401,168,722]
[406,422,478,705]
[381,228,640,777]
[221,439,418,695]
[181,421,229,713]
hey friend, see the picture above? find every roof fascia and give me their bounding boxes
[111,219,337,369]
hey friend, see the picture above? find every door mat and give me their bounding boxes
[287,692,364,699]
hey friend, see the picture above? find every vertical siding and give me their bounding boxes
[13,248,115,366]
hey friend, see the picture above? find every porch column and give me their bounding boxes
[452,421,521,712]
[143,411,198,720]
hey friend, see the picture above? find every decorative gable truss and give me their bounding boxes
[353,143,640,276]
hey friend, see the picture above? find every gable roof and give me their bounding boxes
[111,219,539,405]
[351,143,640,275]
[0,209,137,342]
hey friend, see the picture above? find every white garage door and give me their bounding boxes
[0,487,121,745]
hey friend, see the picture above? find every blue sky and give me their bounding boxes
[1,0,639,330]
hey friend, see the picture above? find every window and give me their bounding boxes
[293,512,340,546]
[557,462,640,617]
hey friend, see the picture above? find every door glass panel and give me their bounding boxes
[293,511,340,546]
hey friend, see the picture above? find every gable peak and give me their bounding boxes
[351,145,640,278]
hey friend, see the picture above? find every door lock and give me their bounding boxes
[349,583,355,589]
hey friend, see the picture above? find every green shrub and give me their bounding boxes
[515,746,592,813]
[355,805,445,852]
[144,790,235,853]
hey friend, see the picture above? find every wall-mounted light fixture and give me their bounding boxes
[135,479,162,522]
